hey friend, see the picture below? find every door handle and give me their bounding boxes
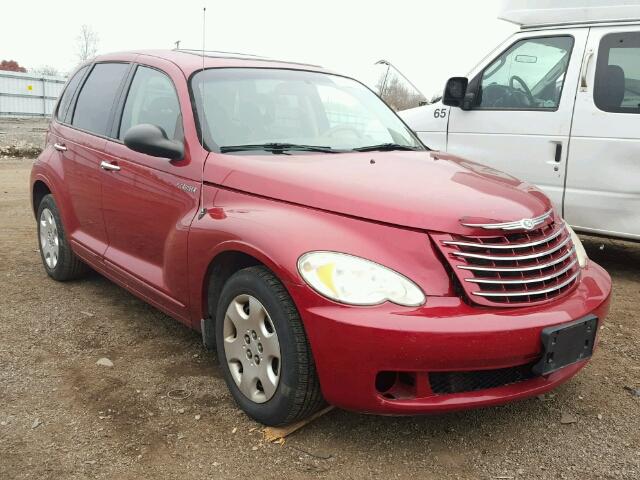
[100,161,121,172]
[554,143,562,163]
[53,143,67,152]
[580,49,594,92]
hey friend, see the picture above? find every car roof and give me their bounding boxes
[90,49,329,77]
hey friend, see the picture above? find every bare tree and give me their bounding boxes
[30,65,61,77]
[76,25,99,63]
[376,73,426,112]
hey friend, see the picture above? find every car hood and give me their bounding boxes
[203,150,553,235]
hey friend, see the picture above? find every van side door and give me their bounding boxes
[565,26,640,240]
[100,59,203,324]
[446,29,588,210]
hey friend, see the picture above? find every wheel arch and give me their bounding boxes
[199,243,298,348]
[32,179,52,217]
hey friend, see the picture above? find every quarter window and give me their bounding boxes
[594,32,640,113]
[119,66,181,141]
[72,63,129,136]
[56,66,88,123]
[477,36,574,110]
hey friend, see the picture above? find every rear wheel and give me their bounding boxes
[215,266,324,426]
[37,194,87,281]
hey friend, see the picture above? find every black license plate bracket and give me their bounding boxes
[533,315,598,376]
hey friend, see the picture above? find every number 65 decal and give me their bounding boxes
[433,108,448,119]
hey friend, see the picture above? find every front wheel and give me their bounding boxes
[37,194,87,281]
[215,266,324,426]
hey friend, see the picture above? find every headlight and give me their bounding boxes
[565,222,588,268]
[297,251,426,307]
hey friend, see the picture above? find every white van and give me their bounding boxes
[401,0,640,241]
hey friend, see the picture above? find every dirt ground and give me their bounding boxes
[0,120,639,479]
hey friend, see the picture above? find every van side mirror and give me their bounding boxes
[123,124,184,161]
[442,77,469,108]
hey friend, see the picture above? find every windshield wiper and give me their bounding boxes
[353,143,421,152]
[220,143,338,154]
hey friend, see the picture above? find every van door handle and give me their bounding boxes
[53,143,67,152]
[554,143,562,163]
[100,161,121,172]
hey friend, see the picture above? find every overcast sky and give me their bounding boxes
[2,0,517,97]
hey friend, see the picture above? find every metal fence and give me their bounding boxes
[0,70,67,117]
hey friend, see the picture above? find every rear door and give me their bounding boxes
[565,26,640,240]
[100,60,201,322]
[51,62,130,260]
[446,29,588,210]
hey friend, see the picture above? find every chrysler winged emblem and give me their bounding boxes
[461,210,553,231]
[520,218,535,230]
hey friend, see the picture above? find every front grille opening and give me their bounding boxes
[434,220,580,307]
[429,363,536,395]
[375,371,417,400]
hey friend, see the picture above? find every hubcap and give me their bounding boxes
[223,294,281,403]
[39,208,59,269]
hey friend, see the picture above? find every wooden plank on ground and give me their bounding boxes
[263,406,334,444]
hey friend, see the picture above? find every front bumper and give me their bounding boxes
[286,262,611,414]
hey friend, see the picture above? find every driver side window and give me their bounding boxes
[477,36,574,110]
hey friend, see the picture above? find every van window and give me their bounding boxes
[56,66,88,123]
[118,66,182,140]
[477,36,574,110]
[72,63,129,136]
[594,32,640,113]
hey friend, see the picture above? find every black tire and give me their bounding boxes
[36,194,87,281]
[215,266,324,426]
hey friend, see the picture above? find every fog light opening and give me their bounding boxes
[375,371,418,400]
[375,371,397,393]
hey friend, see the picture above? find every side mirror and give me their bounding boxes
[123,124,184,161]
[442,77,469,108]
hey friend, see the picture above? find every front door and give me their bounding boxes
[100,61,201,322]
[446,29,588,211]
[565,26,640,240]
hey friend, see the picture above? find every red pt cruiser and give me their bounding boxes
[31,50,611,426]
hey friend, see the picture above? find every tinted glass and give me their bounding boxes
[119,66,181,140]
[56,66,88,122]
[594,32,640,113]
[72,63,129,136]
[191,68,422,151]
[478,36,574,110]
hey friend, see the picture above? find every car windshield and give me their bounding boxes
[190,68,424,153]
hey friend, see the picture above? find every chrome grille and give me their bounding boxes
[433,219,580,307]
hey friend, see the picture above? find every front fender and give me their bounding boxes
[187,185,454,325]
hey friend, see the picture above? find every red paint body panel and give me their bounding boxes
[286,262,610,413]
[30,50,613,416]
[203,150,551,235]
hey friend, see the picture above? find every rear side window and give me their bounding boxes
[56,66,88,123]
[594,32,640,113]
[118,66,181,140]
[72,63,129,136]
